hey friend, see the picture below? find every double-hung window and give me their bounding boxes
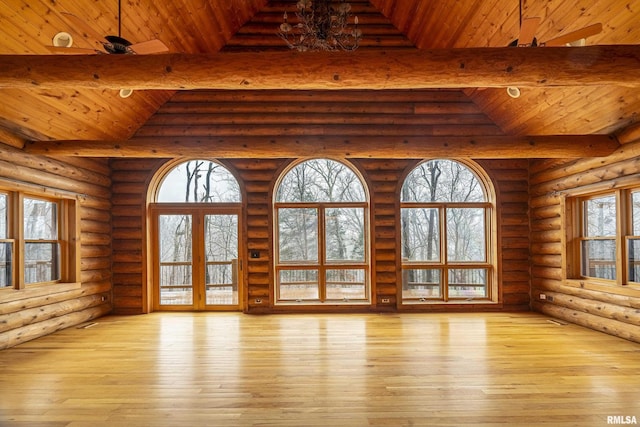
[0,193,12,288]
[629,191,640,283]
[23,196,61,284]
[0,187,79,293]
[567,188,640,288]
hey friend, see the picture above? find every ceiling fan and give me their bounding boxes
[504,1,603,98]
[47,5,168,55]
[47,1,168,97]
[509,17,603,48]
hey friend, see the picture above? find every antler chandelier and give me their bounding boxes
[278,0,361,51]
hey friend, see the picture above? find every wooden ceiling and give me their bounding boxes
[1,0,639,156]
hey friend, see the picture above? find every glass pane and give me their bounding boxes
[448,268,487,298]
[402,268,441,299]
[629,239,640,283]
[205,214,238,305]
[278,208,318,262]
[24,242,60,284]
[278,269,318,300]
[325,269,366,300]
[0,194,7,239]
[158,214,193,305]
[159,265,193,305]
[401,159,485,203]
[401,208,440,262]
[276,159,366,203]
[157,160,241,203]
[584,195,616,237]
[24,198,57,240]
[159,215,192,262]
[581,239,616,280]
[0,242,12,288]
[325,208,365,262]
[447,208,486,262]
[633,192,640,235]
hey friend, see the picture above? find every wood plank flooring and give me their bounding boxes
[1,312,639,426]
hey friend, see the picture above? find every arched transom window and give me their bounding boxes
[400,159,495,303]
[156,159,241,203]
[274,159,370,305]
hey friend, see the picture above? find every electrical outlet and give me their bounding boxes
[540,293,546,300]
[381,298,390,303]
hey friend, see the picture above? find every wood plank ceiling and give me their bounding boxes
[0,0,639,151]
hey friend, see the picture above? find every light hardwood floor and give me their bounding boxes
[1,312,639,426]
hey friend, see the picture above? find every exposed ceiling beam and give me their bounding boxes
[617,123,640,144]
[0,128,25,149]
[24,135,619,158]
[1,46,639,90]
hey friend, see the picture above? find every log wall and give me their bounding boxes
[110,157,530,314]
[0,143,112,349]
[530,140,640,343]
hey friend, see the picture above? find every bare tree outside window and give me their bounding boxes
[631,192,640,282]
[0,194,10,288]
[582,195,617,280]
[23,197,60,284]
[401,160,490,301]
[157,160,240,203]
[275,159,369,303]
[155,160,242,307]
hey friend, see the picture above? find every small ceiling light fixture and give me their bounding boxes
[52,31,73,48]
[278,0,361,51]
[507,87,521,98]
[119,89,134,98]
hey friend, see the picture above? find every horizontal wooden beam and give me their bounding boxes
[0,128,25,149]
[617,122,640,144]
[1,46,639,90]
[24,135,619,158]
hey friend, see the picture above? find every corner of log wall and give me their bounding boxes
[529,140,640,344]
[0,145,113,349]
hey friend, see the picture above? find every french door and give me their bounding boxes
[152,207,242,311]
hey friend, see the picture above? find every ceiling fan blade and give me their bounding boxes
[542,23,603,46]
[60,12,107,50]
[517,17,541,46]
[129,39,169,54]
[45,45,101,55]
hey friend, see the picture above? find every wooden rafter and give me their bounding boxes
[1,46,639,90]
[24,135,619,158]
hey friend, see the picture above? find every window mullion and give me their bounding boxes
[617,190,627,286]
[15,193,25,289]
[441,206,448,302]
[318,205,326,302]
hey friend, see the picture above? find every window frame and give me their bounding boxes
[0,184,80,298]
[149,158,244,311]
[272,158,371,306]
[399,159,497,305]
[565,187,640,289]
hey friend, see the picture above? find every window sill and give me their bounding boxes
[563,278,640,297]
[0,282,82,304]
[401,299,497,305]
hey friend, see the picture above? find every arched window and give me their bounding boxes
[274,159,370,305]
[400,159,495,303]
[156,159,240,203]
[151,160,242,311]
